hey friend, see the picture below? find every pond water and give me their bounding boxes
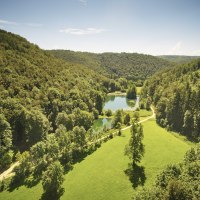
[92,95,140,133]
[104,95,139,112]
[92,118,112,133]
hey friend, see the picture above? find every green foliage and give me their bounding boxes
[49,50,172,84]
[72,126,86,147]
[12,151,32,182]
[0,120,191,200]
[133,111,140,122]
[0,29,111,160]
[105,109,112,117]
[42,161,64,199]
[125,117,144,166]
[112,110,123,128]
[95,93,104,114]
[134,144,200,200]
[92,108,99,119]
[142,59,200,141]
[0,114,13,170]
[124,113,131,125]
[0,150,14,171]
[126,84,137,99]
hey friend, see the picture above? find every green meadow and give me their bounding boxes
[0,119,191,200]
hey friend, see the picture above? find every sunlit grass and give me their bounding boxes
[0,119,191,200]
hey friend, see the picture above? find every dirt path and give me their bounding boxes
[0,161,19,181]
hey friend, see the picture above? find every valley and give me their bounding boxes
[0,13,199,199]
[0,116,192,200]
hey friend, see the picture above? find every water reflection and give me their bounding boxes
[104,95,138,112]
[92,95,139,133]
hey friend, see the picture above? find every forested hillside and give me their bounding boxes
[141,59,200,141]
[0,29,114,170]
[49,50,171,85]
[159,55,200,63]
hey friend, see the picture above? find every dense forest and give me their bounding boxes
[159,55,200,64]
[141,59,200,141]
[0,29,118,171]
[1,29,199,200]
[48,50,171,86]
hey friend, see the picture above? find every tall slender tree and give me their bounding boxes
[125,116,144,167]
[42,161,64,199]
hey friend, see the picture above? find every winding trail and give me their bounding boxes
[0,161,19,181]
[0,107,155,181]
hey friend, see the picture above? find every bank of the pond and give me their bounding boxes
[92,94,140,133]
[92,118,112,133]
[104,95,139,112]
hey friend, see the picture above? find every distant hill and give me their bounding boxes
[48,50,172,85]
[158,55,200,63]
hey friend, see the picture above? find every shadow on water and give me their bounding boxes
[124,163,146,189]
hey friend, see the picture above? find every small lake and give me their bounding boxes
[104,95,139,112]
[92,95,139,133]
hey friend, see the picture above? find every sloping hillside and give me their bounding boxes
[142,59,200,141]
[48,50,172,85]
[0,29,111,169]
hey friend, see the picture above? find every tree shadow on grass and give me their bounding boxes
[40,188,64,200]
[8,172,26,192]
[8,172,41,191]
[24,176,40,188]
[124,163,146,189]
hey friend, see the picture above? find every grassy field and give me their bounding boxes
[0,119,192,200]
[125,109,152,120]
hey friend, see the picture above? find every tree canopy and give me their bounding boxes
[141,59,200,141]
[49,50,172,85]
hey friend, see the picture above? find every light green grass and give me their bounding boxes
[0,120,191,200]
[125,109,152,120]
[138,109,152,118]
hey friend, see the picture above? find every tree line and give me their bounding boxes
[141,59,200,141]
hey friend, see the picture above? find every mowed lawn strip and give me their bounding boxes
[0,119,191,200]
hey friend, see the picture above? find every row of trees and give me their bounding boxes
[141,59,200,141]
